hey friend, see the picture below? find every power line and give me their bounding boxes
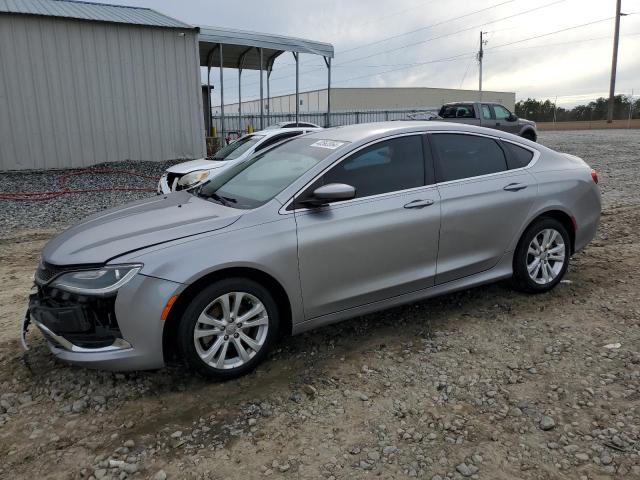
[243,0,565,89]
[339,0,516,56]
[332,0,566,66]
[485,16,616,51]
[240,16,630,102]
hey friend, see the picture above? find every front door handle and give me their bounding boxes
[404,199,434,209]
[503,183,527,192]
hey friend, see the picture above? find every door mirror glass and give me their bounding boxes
[306,183,356,206]
[507,114,518,122]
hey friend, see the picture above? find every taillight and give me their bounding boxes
[591,169,599,184]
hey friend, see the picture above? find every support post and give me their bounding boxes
[607,0,623,123]
[219,43,225,143]
[267,70,271,117]
[238,68,242,135]
[206,48,215,137]
[628,89,634,129]
[259,48,264,130]
[324,56,332,127]
[207,65,212,136]
[293,52,300,126]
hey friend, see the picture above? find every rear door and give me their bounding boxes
[491,105,519,134]
[430,132,537,284]
[294,135,441,318]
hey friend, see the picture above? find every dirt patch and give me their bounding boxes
[0,130,639,480]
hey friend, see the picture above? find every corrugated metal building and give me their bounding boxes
[221,87,516,115]
[0,0,205,170]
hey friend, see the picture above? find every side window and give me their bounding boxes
[439,104,474,119]
[321,136,425,199]
[502,141,534,169]
[431,134,508,182]
[481,104,493,120]
[493,105,511,120]
[255,132,301,151]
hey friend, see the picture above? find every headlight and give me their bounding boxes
[177,170,210,188]
[50,264,142,295]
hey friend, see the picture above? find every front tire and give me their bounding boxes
[521,130,537,142]
[178,278,279,380]
[512,217,570,293]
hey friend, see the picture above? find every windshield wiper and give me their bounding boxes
[207,193,237,207]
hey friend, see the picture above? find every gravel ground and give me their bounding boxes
[0,160,180,235]
[0,129,639,480]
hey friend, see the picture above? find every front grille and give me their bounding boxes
[35,261,69,285]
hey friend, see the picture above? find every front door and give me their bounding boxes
[430,132,537,284]
[491,104,520,134]
[294,135,441,319]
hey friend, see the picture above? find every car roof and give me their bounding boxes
[302,121,526,143]
[252,127,322,138]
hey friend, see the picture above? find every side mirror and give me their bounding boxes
[301,183,356,207]
[507,114,518,122]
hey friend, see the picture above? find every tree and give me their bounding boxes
[515,95,633,122]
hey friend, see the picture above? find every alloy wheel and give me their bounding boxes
[193,292,269,369]
[526,228,566,285]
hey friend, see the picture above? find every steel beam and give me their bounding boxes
[219,43,224,143]
[259,48,264,130]
[324,56,331,127]
[293,52,299,126]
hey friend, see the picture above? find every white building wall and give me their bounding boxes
[221,87,515,115]
[0,14,205,170]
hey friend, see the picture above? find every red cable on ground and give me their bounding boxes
[0,168,159,201]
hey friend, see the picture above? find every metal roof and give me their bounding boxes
[198,25,334,71]
[0,0,194,29]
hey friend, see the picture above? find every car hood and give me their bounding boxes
[42,191,242,265]
[519,118,536,126]
[166,158,230,174]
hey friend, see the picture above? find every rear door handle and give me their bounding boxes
[503,183,527,192]
[404,199,434,209]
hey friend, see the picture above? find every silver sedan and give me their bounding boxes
[26,122,601,379]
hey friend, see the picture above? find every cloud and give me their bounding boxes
[83,0,640,106]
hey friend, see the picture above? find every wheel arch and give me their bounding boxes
[520,209,576,255]
[162,266,293,363]
[520,127,537,141]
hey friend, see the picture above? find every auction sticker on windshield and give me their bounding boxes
[310,140,346,150]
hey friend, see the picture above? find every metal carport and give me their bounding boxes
[197,26,334,138]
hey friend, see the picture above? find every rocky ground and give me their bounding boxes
[0,130,639,480]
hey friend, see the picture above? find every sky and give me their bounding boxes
[85,0,640,107]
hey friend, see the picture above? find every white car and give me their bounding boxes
[158,127,321,193]
[263,121,320,130]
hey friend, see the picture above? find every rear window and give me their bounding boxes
[212,135,265,160]
[502,141,534,169]
[439,104,475,119]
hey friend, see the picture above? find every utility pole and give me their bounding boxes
[477,31,487,94]
[607,0,625,123]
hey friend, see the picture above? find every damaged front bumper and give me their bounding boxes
[23,274,181,371]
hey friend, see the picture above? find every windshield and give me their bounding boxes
[212,135,265,160]
[194,137,349,209]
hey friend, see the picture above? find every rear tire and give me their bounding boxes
[512,217,570,293]
[178,278,279,380]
